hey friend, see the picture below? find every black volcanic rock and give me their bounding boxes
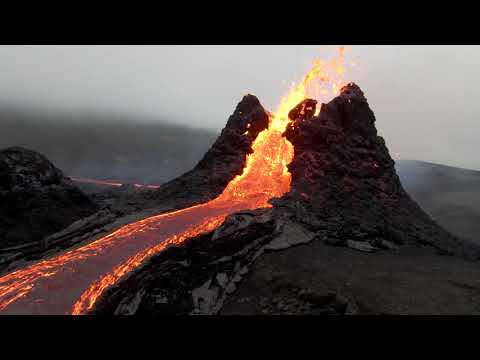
[288,98,317,122]
[92,209,276,315]
[151,94,269,209]
[280,83,464,255]
[93,84,480,315]
[0,146,98,249]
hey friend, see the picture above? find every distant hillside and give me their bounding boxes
[396,159,480,243]
[0,108,218,185]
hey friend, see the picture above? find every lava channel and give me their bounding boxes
[0,48,349,315]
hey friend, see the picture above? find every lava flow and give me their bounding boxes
[70,177,160,189]
[0,48,349,315]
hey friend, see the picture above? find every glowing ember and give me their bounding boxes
[70,177,160,189]
[0,47,350,315]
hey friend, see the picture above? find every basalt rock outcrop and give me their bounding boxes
[93,84,480,315]
[278,83,465,256]
[0,147,98,250]
[151,94,269,209]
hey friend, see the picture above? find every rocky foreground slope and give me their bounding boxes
[91,84,480,315]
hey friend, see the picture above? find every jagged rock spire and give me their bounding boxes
[281,83,463,254]
[152,94,269,208]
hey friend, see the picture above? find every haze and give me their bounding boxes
[0,45,478,170]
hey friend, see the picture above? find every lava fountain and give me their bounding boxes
[0,47,350,315]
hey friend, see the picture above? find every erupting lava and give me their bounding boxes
[0,48,350,315]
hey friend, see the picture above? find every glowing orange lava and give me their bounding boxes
[0,47,349,315]
[71,177,160,189]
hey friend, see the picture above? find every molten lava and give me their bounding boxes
[0,47,350,315]
[70,177,160,189]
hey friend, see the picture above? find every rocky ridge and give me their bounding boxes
[0,147,98,251]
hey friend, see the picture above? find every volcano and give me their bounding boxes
[1,53,480,315]
[89,84,480,315]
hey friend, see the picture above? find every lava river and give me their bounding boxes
[0,48,349,315]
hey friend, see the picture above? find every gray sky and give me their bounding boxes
[0,45,478,170]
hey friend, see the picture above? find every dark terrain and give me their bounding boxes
[2,90,480,315]
[92,84,480,315]
[0,147,97,249]
[0,106,216,186]
[398,160,480,244]
[2,104,479,247]
[221,243,480,315]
